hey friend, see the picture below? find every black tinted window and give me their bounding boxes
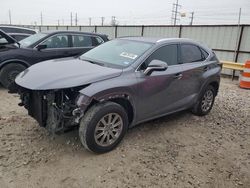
[92,37,104,46]
[181,44,204,63]
[42,35,69,48]
[201,48,209,59]
[72,35,92,47]
[145,44,178,67]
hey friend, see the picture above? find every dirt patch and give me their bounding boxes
[0,78,250,188]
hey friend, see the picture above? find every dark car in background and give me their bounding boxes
[0,30,109,88]
[15,37,221,153]
[0,25,37,41]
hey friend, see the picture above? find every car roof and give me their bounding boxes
[119,36,199,44]
[41,30,108,37]
[0,25,36,32]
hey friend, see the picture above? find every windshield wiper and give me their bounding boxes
[79,58,105,66]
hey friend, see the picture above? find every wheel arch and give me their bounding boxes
[85,94,135,126]
[209,81,219,96]
[0,59,30,71]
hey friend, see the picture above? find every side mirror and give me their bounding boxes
[144,59,168,75]
[36,44,47,51]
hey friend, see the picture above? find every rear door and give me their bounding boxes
[179,43,210,106]
[69,34,104,56]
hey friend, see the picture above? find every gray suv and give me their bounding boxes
[14,37,221,153]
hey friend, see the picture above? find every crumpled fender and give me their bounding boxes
[78,73,137,120]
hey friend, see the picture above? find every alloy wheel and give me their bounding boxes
[94,113,123,147]
[201,90,214,112]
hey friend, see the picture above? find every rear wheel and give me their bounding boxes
[0,63,26,88]
[191,85,216,116]
[79,101,128,153]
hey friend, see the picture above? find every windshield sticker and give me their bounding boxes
[120,52,138,60]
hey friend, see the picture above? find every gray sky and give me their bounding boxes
[1,0,250,25]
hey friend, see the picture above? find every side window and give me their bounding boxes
[72,35,92,47]
[201,48,209,59]
[11,35,28,41]
[142,44,178,69]
[42,35,69,49]
[0,34,8,44]
[92,37,104,46]
[181,44,204,63]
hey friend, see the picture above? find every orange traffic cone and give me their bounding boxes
[239,60,250,89]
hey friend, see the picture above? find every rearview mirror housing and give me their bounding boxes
[144,59,168,75]
[36,44,47,51]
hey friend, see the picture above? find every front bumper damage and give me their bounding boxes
[18,87,89,133]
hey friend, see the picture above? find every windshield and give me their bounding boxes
[19,33,47,47]
[80,39,153,68]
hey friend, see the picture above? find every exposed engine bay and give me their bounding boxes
[17,86,87,133]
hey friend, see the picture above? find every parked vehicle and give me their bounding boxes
[0,25,37,41]
[0,30,108,88]
[8,33,32,42]
[14,37,221,153]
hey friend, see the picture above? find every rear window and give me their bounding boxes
[72,35,104,47]
[181,44,204,63]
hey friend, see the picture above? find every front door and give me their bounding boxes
[135,44,186,122]
[32,34,71,62]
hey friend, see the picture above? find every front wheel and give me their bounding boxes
[0,63,26,88]
[79,102,128,153]
[191,85,216,116]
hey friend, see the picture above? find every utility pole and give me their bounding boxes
[190,12,194,25]
[101,17,105,26]
[234,8,242,61]
[40,12,43,25]
[89,17,92,26]
[8,10,12,25]
[111,16,116,26]
[75,13,78,26]
[57,20,60,26]
[171,0,181,25]
[70,12,73,26]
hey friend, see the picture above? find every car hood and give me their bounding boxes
[15,57,123,90]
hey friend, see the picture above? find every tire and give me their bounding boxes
[0,63,26,89]
[79,101,128,153]
[191,85,216,116]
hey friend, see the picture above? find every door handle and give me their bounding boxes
[203,66,209,71]
[174,73,183,79]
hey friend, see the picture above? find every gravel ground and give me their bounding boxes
[0,78,249,188]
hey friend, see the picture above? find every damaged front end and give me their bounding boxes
[17,86,90,133]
